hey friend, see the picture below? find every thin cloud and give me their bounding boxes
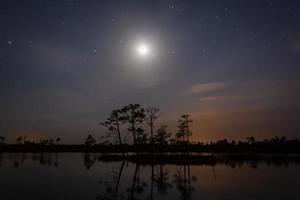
[190,82,227,94]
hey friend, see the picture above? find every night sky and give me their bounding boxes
[1,0,299,143]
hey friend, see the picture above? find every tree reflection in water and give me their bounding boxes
[172,164,196,200]
[83,153,98,170]
[127,163,148,200]
[3,153,60,168]
[1,153,300,199]
[97,160,197,200]
[153,164,172,196]
[97,160,126,200]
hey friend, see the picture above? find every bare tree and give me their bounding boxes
[145,106,160,145]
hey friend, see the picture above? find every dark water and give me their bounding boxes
[0,153,300,200]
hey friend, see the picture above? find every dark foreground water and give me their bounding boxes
[0,153,300,200]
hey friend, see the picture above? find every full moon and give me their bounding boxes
[137,44,150,56]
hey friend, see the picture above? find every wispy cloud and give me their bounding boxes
[190,82,227,94]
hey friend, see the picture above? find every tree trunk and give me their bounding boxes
[116,120,122,146]
[186,121,189,144]
[132,122,137,145]
[150,119,153,145]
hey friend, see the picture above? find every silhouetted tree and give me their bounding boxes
[216,139,229,145]
[23,135,27,144]
[101,109,123,145]
[145,106,160,144]
[176,125,185,143]
[55,137,61,145]
[246,136,256,144]
[85,134,96,146]
[40,139,50,146]
[154,125,172,146]
[270,136,285,144]
[136,127,148,144]
[169,138,176,145]
[177,114,193,144]
[16,136,23,144]
[121,104,145,145]
[0,136,5,145]
[48,138,55,145]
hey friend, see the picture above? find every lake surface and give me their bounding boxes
[0,153,300,200]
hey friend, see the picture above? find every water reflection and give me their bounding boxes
[0,153,60,168]
[172,165,195,200]
[84,153,98,170]
[153,164,172,197]
[97,160,126,200]
[0,153,300,199]
[97,162,196,200]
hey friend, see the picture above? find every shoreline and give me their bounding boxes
[1,144,300,154]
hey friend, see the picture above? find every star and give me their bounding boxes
[215,16,222,22]
[8,40,12,45]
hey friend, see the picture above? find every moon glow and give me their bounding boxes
[137,44,150,56]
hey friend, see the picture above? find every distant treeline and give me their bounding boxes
[0,136,300,153]
[0,104,299,153]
